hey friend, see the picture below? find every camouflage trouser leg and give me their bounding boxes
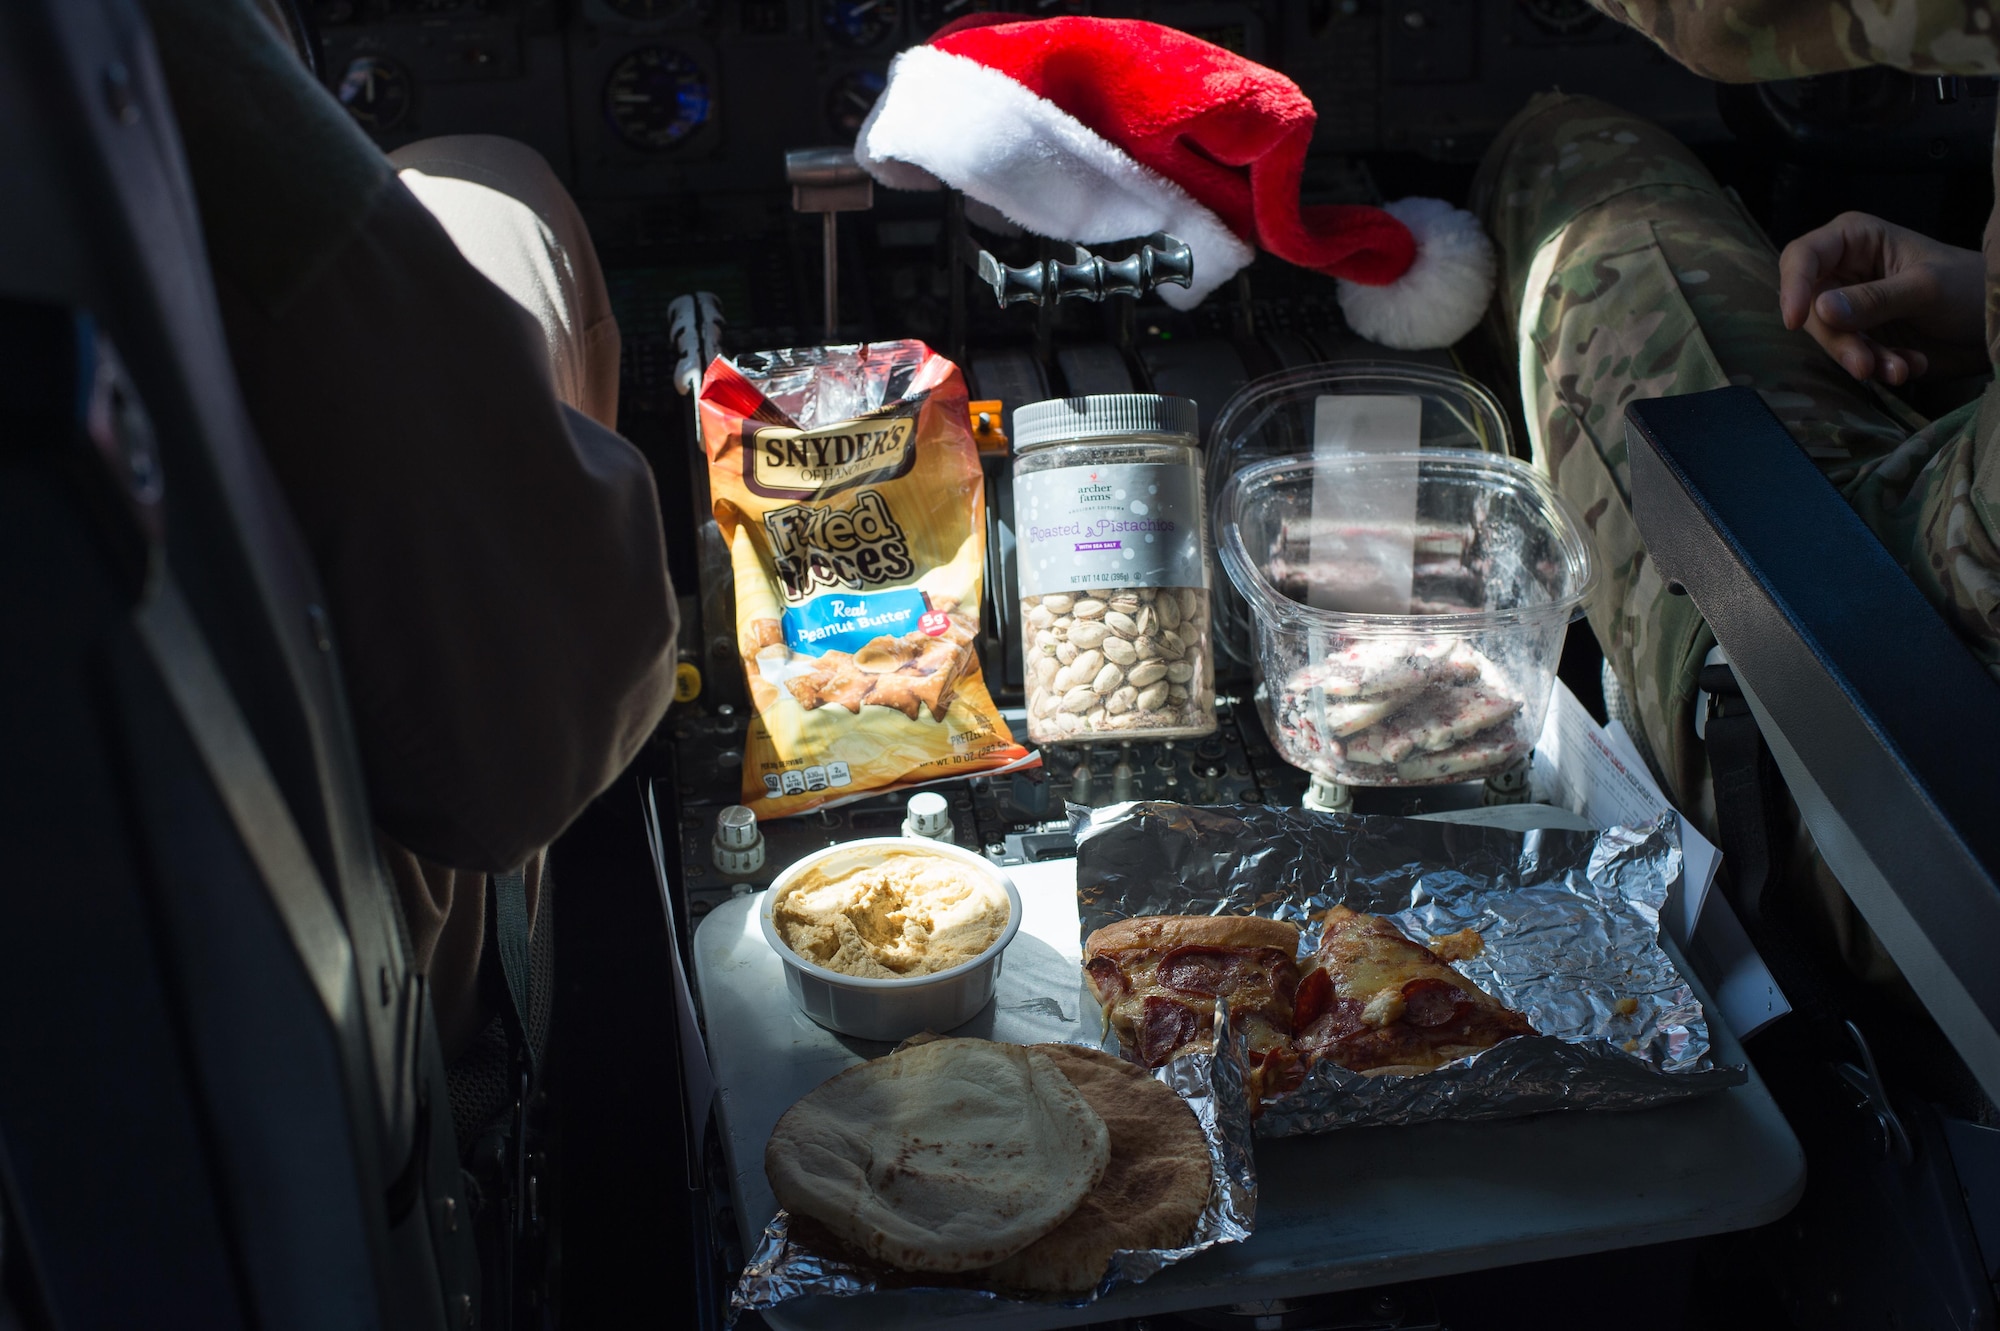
[1472,92,1928,822]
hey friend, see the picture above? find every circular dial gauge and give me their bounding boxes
[824,68,886,137]
[335,55,412,131]
[602,46,713,151]
[1517,0,1600,33]
[822,0,900,48]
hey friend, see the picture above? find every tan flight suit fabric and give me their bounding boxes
[142,0,675,1061]
[390,136,623,433]
[1475,5,2000,981]
[379,135,629,1058]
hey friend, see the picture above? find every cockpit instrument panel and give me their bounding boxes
[310,0,1730,194]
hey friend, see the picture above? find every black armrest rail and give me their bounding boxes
[1626,387,2000,1099]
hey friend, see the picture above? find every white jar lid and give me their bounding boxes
[1013,394,1198,451]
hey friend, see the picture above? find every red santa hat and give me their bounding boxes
[855,16,1495,350]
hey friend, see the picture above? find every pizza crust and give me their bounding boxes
[977,1045,1211,1294]
[1086,914,1301,958]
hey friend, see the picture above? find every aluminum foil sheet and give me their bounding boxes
[1072,802,1746,1135]
[729,1012,1258,1319]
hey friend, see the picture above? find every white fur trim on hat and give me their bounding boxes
[856,44,1255,311]
[1335,197,1497,350]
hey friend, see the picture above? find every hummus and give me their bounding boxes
[774,852,1010,978]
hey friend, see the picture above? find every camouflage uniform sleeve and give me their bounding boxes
[1914,427,2000,674]
[1582,0,2000,685]
[1846,400,2000,679]
[1587,0,2000,80]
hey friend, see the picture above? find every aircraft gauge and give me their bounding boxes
[1518,0,1600,34]
[822,0,900,48]
[603,45,713,151]
[824,69,886,138]
[335,55,413,132]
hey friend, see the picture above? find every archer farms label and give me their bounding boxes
[1016,462,1206,596]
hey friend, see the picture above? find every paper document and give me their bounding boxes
[1530,681,1719,940]
[1602,719,1720,939]
[1530,680,1789,1038]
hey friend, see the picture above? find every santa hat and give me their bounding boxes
[856,17,1495,350]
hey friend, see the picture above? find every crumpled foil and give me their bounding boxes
[1072,802,1747,1135]
[729,1012,1258,1319]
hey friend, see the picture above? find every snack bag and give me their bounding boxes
[699,341,1029,818]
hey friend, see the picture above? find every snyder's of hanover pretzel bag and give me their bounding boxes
[699,341,1028,818]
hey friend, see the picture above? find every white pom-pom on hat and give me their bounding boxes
[1337,198,1498,351]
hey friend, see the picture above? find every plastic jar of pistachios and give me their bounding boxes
[1013,394,1216,744]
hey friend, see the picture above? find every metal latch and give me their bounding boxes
[1835,1019,1914,1166]
[973,232,1193,307]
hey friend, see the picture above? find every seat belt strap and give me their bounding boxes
[492,866,538,1082]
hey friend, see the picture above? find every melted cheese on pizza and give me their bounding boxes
[1085,943,1299,1081]
[1294,906,1532,1074]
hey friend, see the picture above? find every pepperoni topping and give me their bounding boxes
[1084,955,1128,1002]
[1156,946,1250,996]
[1292,967,1333,1030]
[1293,1021,1334,1059]
[1294,995,1368,1057]
[1271,958,1299,1009]
[1156,945,1296,999]
[1135,995,1200,1067]
[1401,977,1471,1028]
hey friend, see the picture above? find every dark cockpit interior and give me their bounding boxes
[6,2,2000,1330]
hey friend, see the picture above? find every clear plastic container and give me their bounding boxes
[1214,451,1595,787]
[1012,395,1217,743]
[1206,363,1512,667]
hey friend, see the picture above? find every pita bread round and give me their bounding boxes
[764,1039,1111,1273]
[980,1044,1213,1294]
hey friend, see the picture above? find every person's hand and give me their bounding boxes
[1778,211,1988,386]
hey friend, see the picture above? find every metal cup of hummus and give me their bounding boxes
[758,837,1022,1041]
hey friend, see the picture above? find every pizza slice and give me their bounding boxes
[1293,905,1532,1074]
[1083,915,1303,1102]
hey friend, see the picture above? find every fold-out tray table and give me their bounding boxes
[691,853,1802,1331]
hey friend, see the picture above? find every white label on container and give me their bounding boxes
[1015,461,1206,596]
[1308,395,1423,614]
